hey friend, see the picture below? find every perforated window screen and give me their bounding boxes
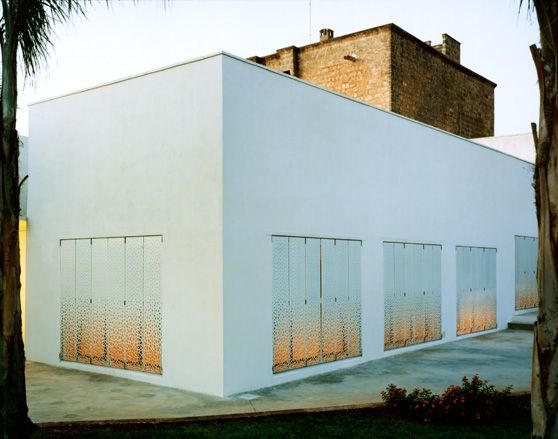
[456,246,497,336]
[272,236,362,373]
[60,235,162,374]
[384,242,442,350]
[515,236,538,310]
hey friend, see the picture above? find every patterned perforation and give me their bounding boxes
[384,242,442,350]
[456,246,497,336]
[272,236,362,373]
[59,235,162,374]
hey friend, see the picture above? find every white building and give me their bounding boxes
[25,52,538,398]
[473,133,536,163]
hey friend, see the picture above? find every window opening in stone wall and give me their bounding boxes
[60,235,162,374]
[272,236,362,373]
[456,246,497,336]
[515,235,538,310]
[383,242,442,350]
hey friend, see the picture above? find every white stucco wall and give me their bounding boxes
[221,54,537,395]
[26,52,537,398]
[27,55,225,396]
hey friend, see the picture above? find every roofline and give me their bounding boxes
[226,52,525,164]
[29,50,526,165]
[29,52,225,106]
[388,24,496,88]
[252,23,496,88]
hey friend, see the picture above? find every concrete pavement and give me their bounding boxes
[26,329,533,425]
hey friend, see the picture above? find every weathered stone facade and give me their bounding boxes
[249,24,495,138]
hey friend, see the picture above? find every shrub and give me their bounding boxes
[380,384,410,415]
[380,375,512,423]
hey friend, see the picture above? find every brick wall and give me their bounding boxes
[296,28,392,110]
[258,46,300,76]
[433,34,461,64]
[249,24,495,138]
[391,29,494,138]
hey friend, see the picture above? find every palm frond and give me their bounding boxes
[1,0,87,77]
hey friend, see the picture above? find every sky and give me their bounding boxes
[18,0,539,136]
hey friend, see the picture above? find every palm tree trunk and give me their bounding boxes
[530,1,558,437]
[0,14,33,438]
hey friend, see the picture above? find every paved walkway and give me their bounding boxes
[27,329,533,424]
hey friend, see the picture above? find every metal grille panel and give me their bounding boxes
[321,239,337,362]
[383,243,395,349]
[59,235,162,374]
[124,237,144,370]
[75,239,92,362]
[107,238,126,368]
[272,236,290,372]
[60,240,77,361]
[430,246,442,339]
[384,242,442,350]
[347,241,362,357]
[91,239,108,365]
[272,236,362,373]
[515,236,538,310]
[334,240,349,359]
[143,236,162,372]
[305,238,321,366]
[456,246,497,335]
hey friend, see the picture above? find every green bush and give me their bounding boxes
[381,375,512,423]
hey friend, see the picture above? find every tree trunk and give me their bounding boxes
[0,8,33,437]
[531,1,558,438]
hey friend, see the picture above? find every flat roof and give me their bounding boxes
[30,51,527,166]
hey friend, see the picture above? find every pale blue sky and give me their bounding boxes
[19,0,539,136]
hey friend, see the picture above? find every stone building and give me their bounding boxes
[249,23,495,138]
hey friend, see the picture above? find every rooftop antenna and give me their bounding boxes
[309,0,312,43]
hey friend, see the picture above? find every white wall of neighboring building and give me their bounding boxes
[473,133,535,163]
[222,54,536,395]
[27,55,225,396]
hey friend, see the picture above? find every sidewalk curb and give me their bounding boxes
[37,391,530,429]
[37,402,385,429]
